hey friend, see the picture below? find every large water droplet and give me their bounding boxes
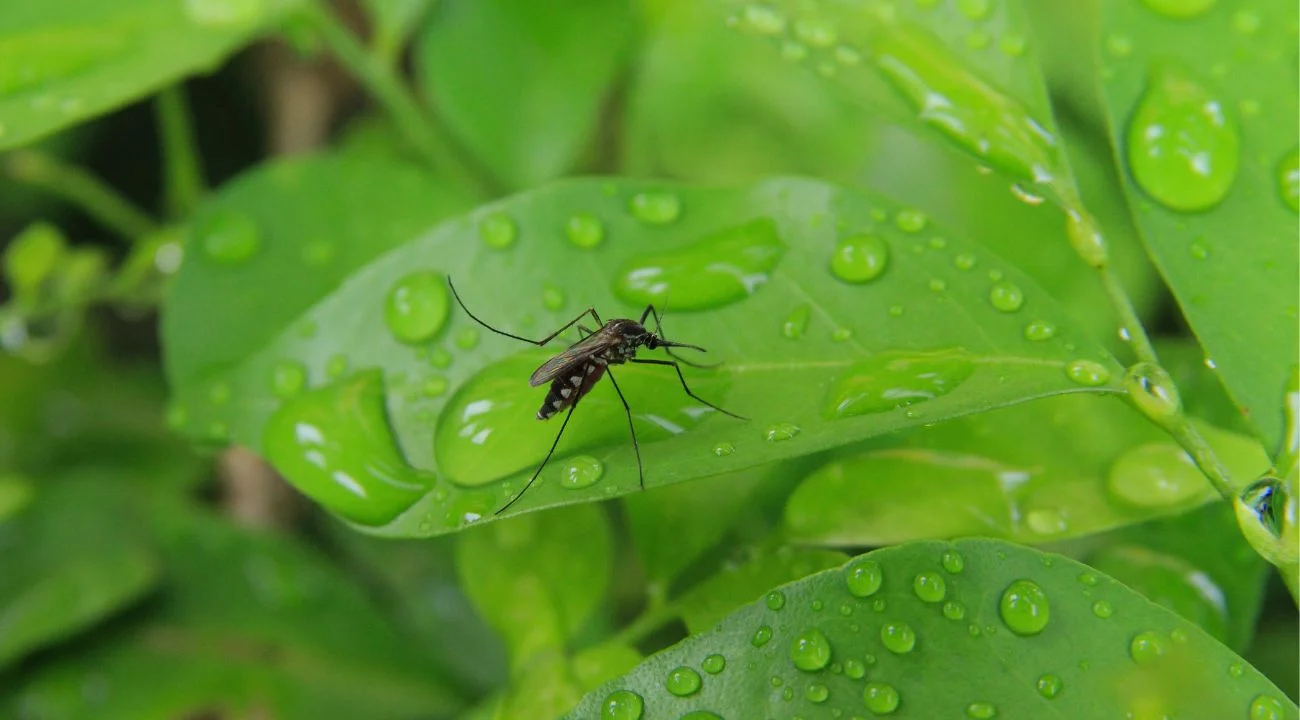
[845,557,883,597]
[1234,476,1298,567]
[789,628,832,671]
[1065,210,1109,268]
[1127,66,1239,212]
[1065,359,1111,387]
[1278,148,1299,213]
[880,621,916,654]
[566,212,605,248]
[988,281,1024,312]
[1129,630,1167,665]
[765,422,800,442]
[1140,0,1216,19]
[628,191,682,224]
[197,209,260,264]
[783,304,811,339]
[1124,362,1182,424]
[602,689,643,719]
[478,211,517,249]
[701,654,726,674]
[999,579,1050,635]
[830,233,890,284]
[559,455,603,490]
[805,682,830,703]
[1249,695,1287,720]
[825,348,974,418]
[1108,442,1205,508]
[262,371,433,525]
[766,590,786,610]
[384,271,450,345]
[863,682,900,714]
[665,666,702,696]
[613,219,784,310]
[913,571,946,603]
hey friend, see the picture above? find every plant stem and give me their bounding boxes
[1098,266,1160,366]
[4,150,159,241]
[1166,419,1237,501]
[304,1,492,195]
[154,85,206,218]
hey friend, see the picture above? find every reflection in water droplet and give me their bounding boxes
[628,191,682,224]
[478,211,517,249]
[566,212,605,248]
[1127,66,1239,212]
[825,348,974,419]
[1234,475,1298,568]
[262,371,433,525]
[197,209,261,264]
[783,304,811,339]
[614,219,785,310]
[1249,695,1287,720]
[1065,359,1111,387]
[1108,442,1205,508]
[830,233,890,283]
[1124,362,1182,424]
[385,271,450,345]
[863,682,901,714]
[999,579,1050,635]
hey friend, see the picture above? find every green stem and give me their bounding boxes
[4,150,159,241]
[304,2,492,195]
[1098,266,1160,366]
[1166,418,1237,501]
[153,85,206,218]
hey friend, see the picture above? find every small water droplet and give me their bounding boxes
[566,212,605,248]
[1023,320,1057,341]
[602,689,644,719]
[928,278,947,293]
[998,34,1027,57]
[1129,630,1167,665]
[1124,362,1182,424]
[789,628,832,671]
[793,17,837,47]
[825,348,974,418]
[1249,695,1287,720]
[1278,148,1299,213]
[752,625,773,646]
[1231,9,1261,34]
[887,305,905,317]
[966,701,997,718]
[1026,508,1068,536]
[422,377,449,397]
[1078,572,1099,587]
[1108,442,1204,508]
[766,590,787,611]
[832,327,853,342]
[455,327,479,350]
[880,621,916,654]
[478,211,517,249]
[271,360,307,398]
[385,271,450,345]
[844,658,865,679]
[628,191,682,224]
[954,253,977,271]
[1065,359,1112,387]
[1189,239,1211,260]
[765,423,800,442]
[701,654,726,674]
[1009,182,1044,205]
[782,304,811,339]
[665,666,702,696]
[942,601,967,620]
[942,550,964,573]
[1035,674,1062,699]
[429,348,452,368]
[805,682,831,703]
[845,557,883,597]
[830,233,890,283]
[325,353,349,378]
[1092,600,1114,618]
[712,442,736,457]
[559,455,603,490]
[1127,66,1239,212]
[1065,210,1109,268]
[197,209,261,264]
[1140,0,1216,19]
[835,45,862,66]
[988,281,1024,312]
[894,209,927,233]
[742,4,786,34]
[542,284,566,311]
[999,579,1050,635]
[863,682,900,715]
[913,571,946,603]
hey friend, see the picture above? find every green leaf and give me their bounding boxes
[1084,503,1268,652]
[456,504,612,666]
[161,152,473,391]
[0,471,159,671]
[0,0,303,150]
[1096,0,1299,451]
[413,0,635,188]
[677,547,848,635]
[164,177,1125,535]
[785,394,1269,546]
[8,507,461,719]
[566,538,1298,719]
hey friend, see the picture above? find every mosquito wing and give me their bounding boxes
[529,329,615,387]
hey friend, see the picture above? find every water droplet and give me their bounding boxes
[742,4,786,34]
[1228,662,1245,678]
[928,278,947,292]
[1129,630,1167,665]
[665,666,702,696]
[880,621,916,654]
[384,271,450,345]
[788,628,832,671]
[752,625,773,646]
[998,34,1027,58]
[1078,572,1099,587]
[542,284,566,311]
[887,305,905,317]
[1249,695,1287,720]
[271,361,307,398]
[954,253,976,270]
[783,304,811,339]
[872,598,886,612]
[966,702,997,718]
[1033,674,1063,699]
[614,219,784,310]
[830,233,890,284]
[805,682,831,703]
[262,371,433,525]
[197,209,260,264]
[835,45,862,66]
[1065,210,1109,268]
[765,423,800,442]
[559,455,603,490]
[894,209,927,233]
[478,211,517,249]
[863,682,900,715]
[825,348,975,418]
[1108,442,1204,508]
[941,550,964,573]
[988,281,1024,313]
[845,557,883,597]
[780,40,808,61]
[421,377,448,397]
[455,328,479,350]
[942,601,967,620]
[1092,600,1114,618]
[1140,0,1216,19]
[1022,320,1056,342]
[628,191,682,224]
[793,17,837,47]
[712,442,736,457]
[1026,508,1068,535]
[701,654,726,674]
[566,212,605,248]
[1278,148,1299,213]
[766,590,787,611]
[913,571,946,603]
[1234,476,1298,567]
[1189,239,1211,260]
[1127,66,1239,212]
[832,327,854,342]
[999,579,1050,635]
[429,348,452,368]
[1065,359,1112,387]
[1124,362,1182,424]
[602,689,644,719]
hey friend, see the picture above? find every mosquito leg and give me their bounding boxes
[496,402,579,515]
[638,303,721,368]
[604,369,645,492]
[630,358,747,419]
[449,277,602,346]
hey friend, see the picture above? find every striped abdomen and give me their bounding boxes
[537,360,608,420]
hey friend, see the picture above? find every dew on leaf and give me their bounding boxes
[863,682,900,714]
[713,442,736,457]
[988,281,1024,312]
[1024,320,1056,341]
[845,557,884,597]
[1092,600,1114,618]
[752,625,774,646]
[384,271,450,345]
[998,35,1027,58]
[825,348,974,418]
[1107,442,1204,508]
[325,353,349,378]
[1249,694,1287,720]
[880,621,916,654]
[1129,630,1167,665]
[614,219,784,310]
[628,191,682,224]
[559,455,603,490]
[806,683,831,703]
[1026,508,1067,536]
[1065,210,1109,268]
[422,377,449,397]
[845,658,866,679]
[766,590,787,611]
[912,571,946,603]
[999,579,1050,635]
[1065,359,1111,387]
[602,690,644,720]
[789,628,832,671]
[665,666,702,696]
[541,284,566,311]
[1036,674,1062,699]
[830,233,890,283]
[478,211,517,249]
[943,601,967,620]
[197,209,260,264]
[894,209,927,233]
[783,304,811,339]
[954,253,976,270]
[966,701,997,718]
[271,360,307,398]
[765,423,800,442]
[566,212,605,248]
[1124,362,1182,423]
[741,4,786,34]
[941,550,964,573]
[793,17,837,47]
[701,654,726,674]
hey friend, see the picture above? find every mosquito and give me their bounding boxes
[447,278,746,514]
